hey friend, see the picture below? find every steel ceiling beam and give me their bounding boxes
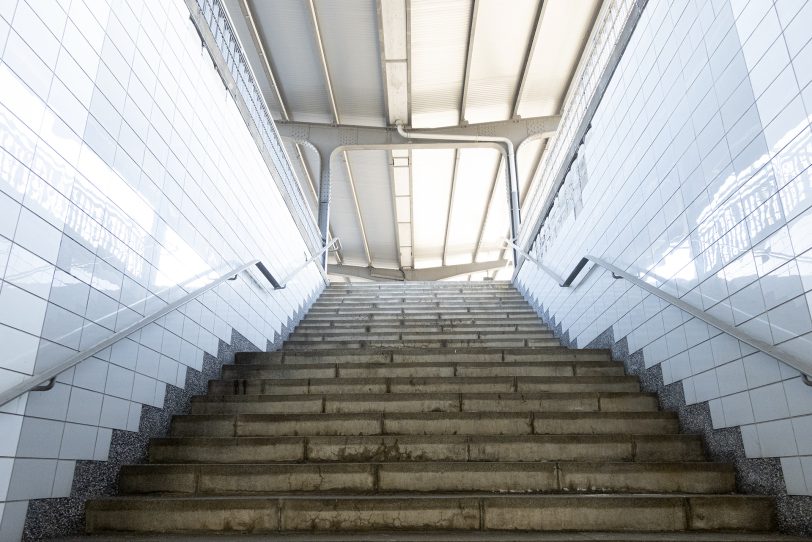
[276,116,559,156]
[308,0,340,124]
[378,0,409,125]
[459,0,479,125]
[277,116,558,270]
[407,149,416,267]
[511,0,547,119]
[387,150,403,270]
[473,154,504,261]
[329,259,507,281]
[442,149,461,266]
[520,139,546,206]
[343,151,373,266]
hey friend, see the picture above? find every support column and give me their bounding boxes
[317,159,331,269]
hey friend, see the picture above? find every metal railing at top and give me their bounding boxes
[0,239,339,408]
[191,0,322,251]
[506,239,812,386]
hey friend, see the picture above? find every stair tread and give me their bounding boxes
[50,531,812,541]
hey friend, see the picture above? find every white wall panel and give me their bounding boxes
[516,0,812,496]
[0,0,325,537]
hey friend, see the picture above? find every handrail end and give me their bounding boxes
[31,377,55,392]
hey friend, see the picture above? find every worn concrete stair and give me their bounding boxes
[85,281,782,537]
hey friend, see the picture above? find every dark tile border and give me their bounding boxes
[23,284,322,540]
[516,283,812,536]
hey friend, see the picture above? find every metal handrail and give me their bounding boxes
[0,242,337,408]
[506,239,812,385]
[279,238,339,286]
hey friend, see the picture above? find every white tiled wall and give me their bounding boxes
[0,0,324,538]
[517,0,812,495]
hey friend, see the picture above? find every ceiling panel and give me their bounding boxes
[412,148,455,268]
[329,153,368,266]
[348,150,399,268]
[463,0,537,124]
[516,0,601,118]
[516,137,545,203]
[445,148,500,265]
[410,0,471,128]
[315,0,387,126]
[477,162,509,262]
[250,0,333,123]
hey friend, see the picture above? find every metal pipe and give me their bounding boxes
[395,123,521,264]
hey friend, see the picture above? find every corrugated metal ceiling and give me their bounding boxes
[409,0,471,128]
[227,0,602,277]
[315,0,387,126]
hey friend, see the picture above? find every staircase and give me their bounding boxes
[85,281,790,539]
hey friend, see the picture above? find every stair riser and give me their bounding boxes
[238,350,612,364]
[282,339,562,350]
[148,435,706,464]
[119,463,734,495]
[293,325,549,334]
[308,305,533,313]
[304,313,538,321]
[191,394,656,415]
[85,495,775,533]
[287,332,556,342]
[206,378,640,395]
[170,414,679,438]
[221,363,625,379]
[296,324,552,333]
[305,310,535,317]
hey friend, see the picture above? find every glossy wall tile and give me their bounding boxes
[517,0,812,496]
[0,0,324,538]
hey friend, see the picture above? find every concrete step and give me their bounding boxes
[295,319,547,329]
[293,324,550,334]
[313,295,528,303]
[308,304,532,312]
[85,494,775,533]
[208,376,640,396]
[170,411,680,438]
[304,311,539,321]
[295,320,550,330]
[235,347,612,365]
[322,289,517,296]
[54,530,812,541]
[281,339,562,350]
[309,302,532,309]
[286,331,556,342]
[190,391,656,415]
[325,282,513,290]
[221,360,625,380]
[148,434,707,464]
[312,303,531,311]
[314,297,528,305]
[118,462,736,495]
[305,308,539,322]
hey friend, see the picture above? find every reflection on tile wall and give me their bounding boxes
[517,0,812,494]
[0,0,323,538]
